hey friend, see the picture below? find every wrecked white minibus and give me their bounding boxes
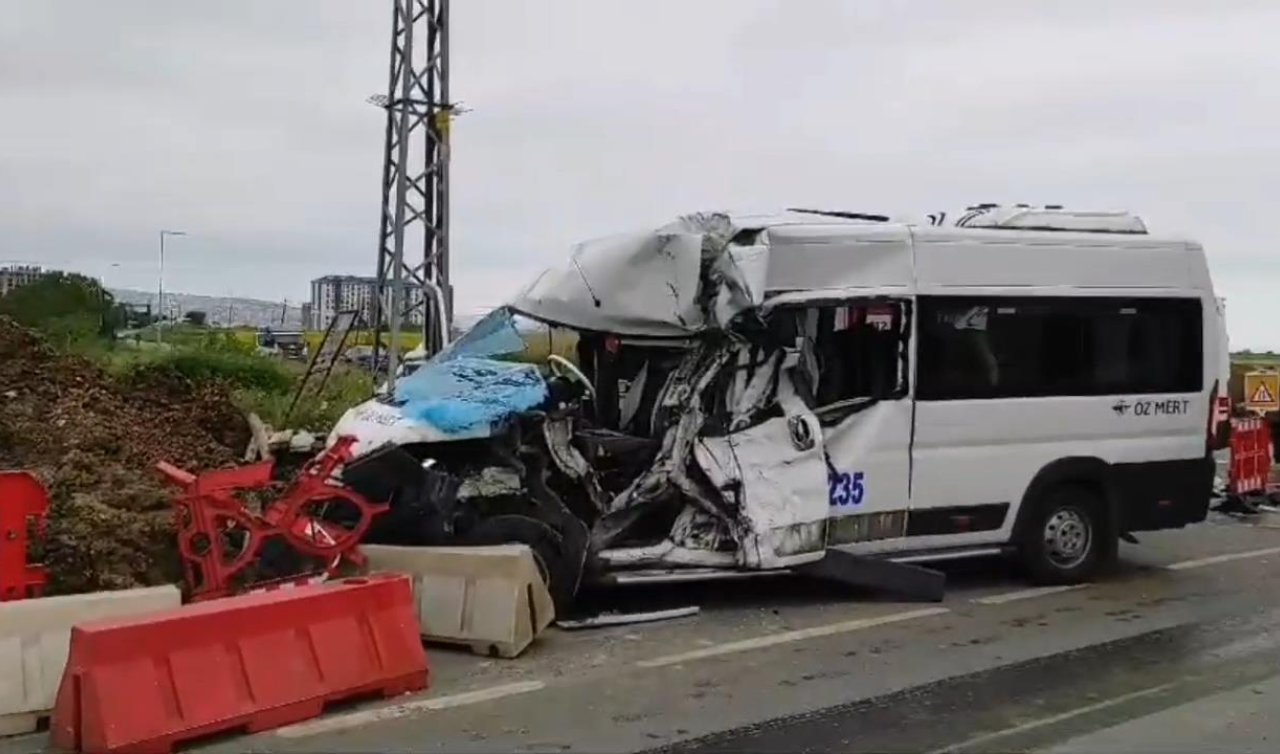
[330,205,1231,610]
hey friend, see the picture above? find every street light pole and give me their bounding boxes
[157,229,187,342]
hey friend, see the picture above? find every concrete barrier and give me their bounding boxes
[0,585,180,736]
[362,544,554,658]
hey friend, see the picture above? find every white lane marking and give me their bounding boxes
[1165,545,1280,571]
[927,681,1178,754]
[971,584,1087,605]
[635,607,950,669]
[274,680,547,738]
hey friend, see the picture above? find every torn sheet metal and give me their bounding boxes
[590,343,738,551]
[694,373,830,569]
[595,541,736,569]
[510,230,705,337]
[509,212,779,337]
[727,350,783,432]
[541,416,607,512]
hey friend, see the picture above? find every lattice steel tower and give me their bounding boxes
[371,0,453,380]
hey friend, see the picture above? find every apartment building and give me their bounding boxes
[308,274,424,330]
[0,264,44,296]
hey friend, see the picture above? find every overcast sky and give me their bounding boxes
[2,1,1278,347]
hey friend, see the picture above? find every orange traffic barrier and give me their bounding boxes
[1230,416,1274,495]
[51,573,428,753]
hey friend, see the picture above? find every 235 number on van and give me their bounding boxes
[829,470,866,507]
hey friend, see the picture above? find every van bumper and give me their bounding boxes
[1114,456,1214,532]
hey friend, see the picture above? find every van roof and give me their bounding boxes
[508,208,1210,337]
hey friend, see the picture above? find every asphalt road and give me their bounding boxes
[7,511,1280,754]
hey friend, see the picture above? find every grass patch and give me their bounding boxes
[83,330,375,434]
[107,346,294,394]
[234,366,374,432]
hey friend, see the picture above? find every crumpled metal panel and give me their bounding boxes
[589,342,737,551]
[510,212,781,337]
[510,230,705,337]
[694,374,830,569]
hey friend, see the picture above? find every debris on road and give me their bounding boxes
[0,317,249,594]
[556,605,701,630]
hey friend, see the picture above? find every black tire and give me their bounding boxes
[1017,484,1112,585]
[461,515,580,615]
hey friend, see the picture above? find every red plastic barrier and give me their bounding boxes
[51,573,428,753]
[0,471,49,601]
[157,435,386,602]
[1230,416,1274,495]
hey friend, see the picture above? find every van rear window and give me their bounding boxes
[917,296,1202,400]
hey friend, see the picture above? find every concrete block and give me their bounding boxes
[362,544,555,658]
[0,585,180,735]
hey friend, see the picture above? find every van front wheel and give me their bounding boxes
[1018,485,1110,585]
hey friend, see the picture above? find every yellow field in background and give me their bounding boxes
[227,325,580,363]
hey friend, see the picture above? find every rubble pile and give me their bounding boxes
[0,317,250,593]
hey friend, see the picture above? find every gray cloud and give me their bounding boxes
[2,0,1277,347]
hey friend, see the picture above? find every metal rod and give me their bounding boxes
[156,229,186,343]
[157,231,164,343]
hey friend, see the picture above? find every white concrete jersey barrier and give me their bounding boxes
[0,585,181,736]
[362,544,554,658]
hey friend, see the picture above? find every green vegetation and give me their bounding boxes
[235,366,375,432]
[1,271,376,433]
[0,272,125,349]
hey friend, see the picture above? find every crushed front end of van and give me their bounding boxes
[329,211,911,610]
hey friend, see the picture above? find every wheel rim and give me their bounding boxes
[1043,506,1092,569]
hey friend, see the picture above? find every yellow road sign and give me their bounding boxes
[1244,371,1280,413]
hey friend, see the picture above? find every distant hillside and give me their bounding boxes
[109,288,304,329]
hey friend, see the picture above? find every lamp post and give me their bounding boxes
[157,230,187,342]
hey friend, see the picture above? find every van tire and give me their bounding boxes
[461,515,579,614]
[1017,484,1110,585]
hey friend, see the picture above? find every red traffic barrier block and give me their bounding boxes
[0,471,50,601]
[51,573,428,753]
[1230,416,1274,495]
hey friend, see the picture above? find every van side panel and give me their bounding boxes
[905,394,1208,550]
[890,234,1216,554]
[912,231,1201,291]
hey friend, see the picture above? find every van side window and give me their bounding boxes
[774,302,906,409]
[917,297,1202,400]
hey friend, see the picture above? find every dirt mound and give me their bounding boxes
[0,318,250,593]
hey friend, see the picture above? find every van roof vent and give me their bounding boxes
[954,205,1148,234]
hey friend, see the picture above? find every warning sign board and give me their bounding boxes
[1244,371,1280,413]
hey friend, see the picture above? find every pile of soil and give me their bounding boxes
[0,318,250,593]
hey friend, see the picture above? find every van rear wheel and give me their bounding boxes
[1018,484,1109,585]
